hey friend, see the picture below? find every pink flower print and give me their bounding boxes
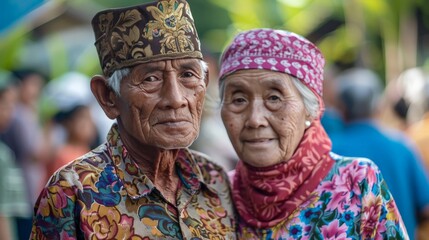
[337,160,366,195]
[326,189,349,212]
[320,219,351,240]
[361,192,383,239]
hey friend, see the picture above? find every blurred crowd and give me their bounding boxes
[1,62,429,239]
[0,69,113,239]
[321,66,429,240]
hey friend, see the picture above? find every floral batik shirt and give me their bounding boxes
[237,153,409,240]
[30,124,236,240]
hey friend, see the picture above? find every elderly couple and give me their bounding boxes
[31,0,409,239]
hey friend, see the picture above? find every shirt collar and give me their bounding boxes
[106,124,213,199]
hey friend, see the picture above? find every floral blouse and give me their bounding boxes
[30,125,236,240]
[237,153,409,240]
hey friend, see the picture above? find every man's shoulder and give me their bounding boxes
[49,143,110,185]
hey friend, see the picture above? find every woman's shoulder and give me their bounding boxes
[329,151,380,171]
[324,152,383,187]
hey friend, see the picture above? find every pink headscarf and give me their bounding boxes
[219,28,325,96]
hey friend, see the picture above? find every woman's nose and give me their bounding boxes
[245,99,269,128]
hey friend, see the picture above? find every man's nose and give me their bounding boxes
[159,74,187,109]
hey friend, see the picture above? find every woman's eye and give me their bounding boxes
[268,95,281,101]
[182,71,195,78]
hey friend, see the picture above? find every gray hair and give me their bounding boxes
[107,60,209,96]
[218,75,320,119]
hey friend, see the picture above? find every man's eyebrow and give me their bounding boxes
[135,62,164,73]
[177,60,201,70]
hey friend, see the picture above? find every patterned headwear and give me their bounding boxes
[219,29,325,96]
[92,0,202,77]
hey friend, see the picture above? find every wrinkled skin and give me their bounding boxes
[114,59,206,149]
[90,58,207,204]
[221,70,309,167]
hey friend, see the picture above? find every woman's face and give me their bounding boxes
[221,70,308,167]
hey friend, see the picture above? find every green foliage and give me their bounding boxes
[0,25,29,70]
[1,0,429,85]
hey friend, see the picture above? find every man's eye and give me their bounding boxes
[144,76,159,82]
[232,97,246,104]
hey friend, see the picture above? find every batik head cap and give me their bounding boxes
[219,28,325,96]
[92,0,202,77]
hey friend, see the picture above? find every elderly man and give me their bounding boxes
[30,1,236,239]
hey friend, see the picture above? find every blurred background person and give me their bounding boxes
[0,68,49,239]
[41,72,104,178]
[0,70,30,240]
[380,68,429,132]
[46,104,97,177]
[406,69,429,170]
[404,69,429,240]
[327,67,429,240]
[321,64,343,135]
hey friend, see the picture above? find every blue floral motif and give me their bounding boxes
[300,207,321,224]
[138,204,182,238]
[289,225,302,238]
[92,164,123,206]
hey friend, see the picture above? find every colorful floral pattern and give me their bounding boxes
[30,124,236,239]
[236,153,409,240]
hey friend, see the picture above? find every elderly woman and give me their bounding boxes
[219,29,409,239]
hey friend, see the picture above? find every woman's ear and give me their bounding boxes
[90,75,120,120]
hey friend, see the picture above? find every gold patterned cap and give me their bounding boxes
[92,0,202,77]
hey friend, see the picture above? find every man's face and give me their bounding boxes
[115,58,207,149]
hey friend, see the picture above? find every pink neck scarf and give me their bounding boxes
[232,120,334,229]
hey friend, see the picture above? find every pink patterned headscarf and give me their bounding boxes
[219,28,325,96]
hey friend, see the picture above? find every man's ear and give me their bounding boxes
[204,68,209,86]
[90,75,120,120]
